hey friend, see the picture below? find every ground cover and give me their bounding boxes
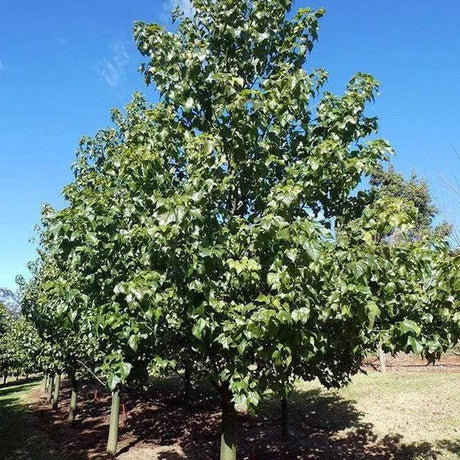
[21,358,460,459]
[0,378,60,460]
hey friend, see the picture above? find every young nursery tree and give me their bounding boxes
[131,1,394,457]
[131,1,459,457]
[25,1,459,458]
[365,165,453,370]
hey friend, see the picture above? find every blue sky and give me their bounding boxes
[0,0,458,290]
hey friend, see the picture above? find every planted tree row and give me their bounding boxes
[19,1,459,459]
[0,301,42,384]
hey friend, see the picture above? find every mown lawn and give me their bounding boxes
[291,372,460,460]
[0,379,60,460]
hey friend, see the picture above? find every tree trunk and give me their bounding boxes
[68,377,78,423]
[183,360,192,406]
[220,382,237,460]
[43,374,48,392]
[378,342,386,373]
[3,371,7,385]
[52,374,61,409]
[47,374,54,403]
[107,387,120,458]
[281,395,289,441]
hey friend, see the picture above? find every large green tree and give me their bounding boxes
[25,1,459,458]
[129,1,456,457]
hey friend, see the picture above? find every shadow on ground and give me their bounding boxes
[24,377,457,459]
[0,378,62,460]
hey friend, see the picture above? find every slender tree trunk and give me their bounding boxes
[47,374,54,403]
[107,387,120,459]
[52,374,61,409]
[220,382,237,460]
[68,376,78,423]
[43,374,48,392]
[281,395,289,441]
[3,371,7,385]
[378,342,386,373]
[183,360,192,406]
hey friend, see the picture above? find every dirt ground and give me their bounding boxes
[363,351,460,372]
[26,354,460,459]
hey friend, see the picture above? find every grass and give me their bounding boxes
[0,378,60,460]
[294,372,460,460]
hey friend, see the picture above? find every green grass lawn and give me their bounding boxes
[0,379,60,460]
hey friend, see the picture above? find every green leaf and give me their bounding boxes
[366,301,380,328]
[128,334,139,352]
[399,319,421,336]
[192,318,206,339]
[407,336,423,355]
[121,362,133,379]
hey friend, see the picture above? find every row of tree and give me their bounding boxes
[16,1,459,459]
[0,302,41,384]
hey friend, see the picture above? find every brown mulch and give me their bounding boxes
[25,354,460,459]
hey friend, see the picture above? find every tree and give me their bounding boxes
[370,164,451,241]
[337,195,459,369]
[0,302,11,336]
[366,165,453,371]
[0,301,41,384]
[19,232,106,419]
[25,1,459,458]
[0,302,13,383]
[131,1,395,457]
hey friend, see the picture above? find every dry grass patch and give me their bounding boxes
[297,372,460,459]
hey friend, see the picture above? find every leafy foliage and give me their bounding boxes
[370,164,451,240]
[18,1,459,458]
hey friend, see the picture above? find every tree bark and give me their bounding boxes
[47,374,54,403]
[220,382,237,460]
[52,374,61,409]
[68,376,78,423]
[43,374,48,392]
[3,371,7,385]
[281,395,289,441]
[378,342,386,373]
[107,387,120,459]
[183,360,192,406]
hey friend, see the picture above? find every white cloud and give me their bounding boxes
[98,62,119,86]
[97,41,130,87]
[53,36,68,44]
[0,60,4,71]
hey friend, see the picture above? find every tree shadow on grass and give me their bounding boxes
[0,380,62,460]
[0,378,41,399]
[0,375,41,390]
[115,383,450,460]
[28,381,113,459]
[436,440,460,457]
[24,378,458,459]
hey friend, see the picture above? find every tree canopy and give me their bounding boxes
[370,164,451,240]
[19,1,459,458]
